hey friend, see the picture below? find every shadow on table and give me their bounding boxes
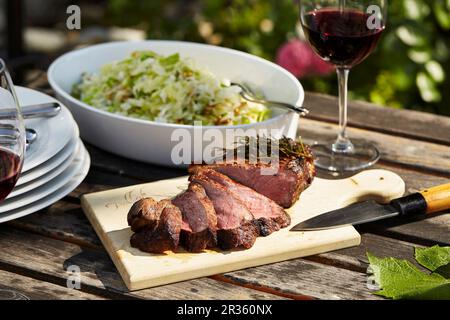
[356,211,449,246]
[63,247,130,293]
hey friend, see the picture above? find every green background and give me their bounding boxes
[106,0,450,115]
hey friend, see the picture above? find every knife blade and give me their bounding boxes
[291,182,450,231]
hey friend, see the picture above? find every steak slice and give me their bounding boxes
[196,169,291,236]
[190,175,259,250]
[172,183,217,252]
[129,200,182,254]
[128,198,180,233]
[189,156,315,208]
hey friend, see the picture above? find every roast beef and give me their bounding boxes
[128,138,315,254]
[129,199,182,253]
[190,175,259,250]
[189,156,315,208]
[128,198,167,232]
[172,183,217,252]
[194,169,291,236]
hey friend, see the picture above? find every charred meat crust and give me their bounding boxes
[130,203,182,253]
[127,198,171,232]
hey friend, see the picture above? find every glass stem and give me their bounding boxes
[332,67,354,153]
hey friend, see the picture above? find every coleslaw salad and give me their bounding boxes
[72,51,271,126]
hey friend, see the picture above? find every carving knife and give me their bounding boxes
[291,183,450,231]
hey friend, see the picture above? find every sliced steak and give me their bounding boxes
[172,183,217,252]
[127,197,160,232]
[190,175,259,250]
[196,169,291,236]
[189,156,315,208]
[129,201,182,254]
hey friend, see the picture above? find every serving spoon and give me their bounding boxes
[230,82,309,116]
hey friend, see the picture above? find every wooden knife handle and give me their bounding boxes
[420,183,450,214]
[390,182,450,216]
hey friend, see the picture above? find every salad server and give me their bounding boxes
[231,82,309,116]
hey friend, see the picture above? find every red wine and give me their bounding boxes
[0,148,22,201]
[302,8,384,68]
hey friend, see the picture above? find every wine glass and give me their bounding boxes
[299,0,387,172]
[0,59,25,202]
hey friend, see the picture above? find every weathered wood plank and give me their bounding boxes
[215,258,381,300]
[0,226,286,300]
[359,212,450,247]
[7,201,102,249]
[9,202,432,294]
[0,269,105,300]
[299,118,450,175]
[68,169,146,200]
[306,233,425,273]
[305,92,450,145]
[85,143,185,183]
[0,225,378,300]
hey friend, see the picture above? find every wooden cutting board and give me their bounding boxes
[81,169,405,291]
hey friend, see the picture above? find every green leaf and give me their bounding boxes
[416,72,442,102]
[425,60,445,83]
[403,0,430,20]
[367,252,450,300]
[396,25,427,47]
[415,246,450,278]
[408,49,431,64]
[434,1,450,30]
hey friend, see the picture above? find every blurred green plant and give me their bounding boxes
[107,0,450,115]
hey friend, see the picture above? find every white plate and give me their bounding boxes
[16,86,77,172]
[48,40,303,167]
[0,143,90,223]
[16,132,79,186]
[8,141,80,198]
[0,140,87,212]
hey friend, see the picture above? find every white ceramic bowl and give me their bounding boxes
[48,40,304,167]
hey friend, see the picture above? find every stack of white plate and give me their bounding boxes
[0,87,90,223]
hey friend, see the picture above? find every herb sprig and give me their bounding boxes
[221,136,313,161]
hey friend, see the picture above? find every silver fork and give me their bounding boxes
[0,128,37,146]
[231,82,309,116]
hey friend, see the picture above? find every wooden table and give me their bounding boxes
[1,83,449,300]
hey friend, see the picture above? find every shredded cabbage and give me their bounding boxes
[72,51,271,125]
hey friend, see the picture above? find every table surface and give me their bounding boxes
[1,78,449,300]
